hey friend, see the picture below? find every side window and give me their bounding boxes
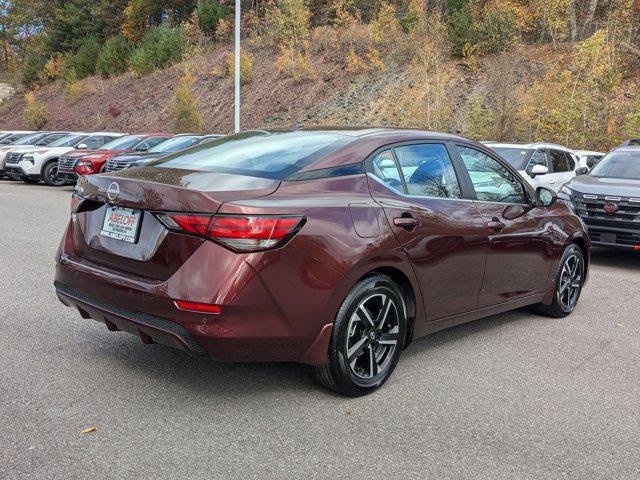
[371,150,403,192]
[564,152,576,170]
[526,149,549,174]
[550,150,569,172]
[457,145,527,204]
[394,144,461,199]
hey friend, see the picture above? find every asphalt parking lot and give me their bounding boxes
[1,180,639,480]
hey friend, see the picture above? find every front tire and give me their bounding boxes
[536,244,585,318]
[22,177,39,184]
[43,161,65,187]
[313,274,407,396]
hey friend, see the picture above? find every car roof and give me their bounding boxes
[282,127,472,172]
[573,150,604,156]
[611,146,640,154]
[483,141,573,152]
[86,132,126,136]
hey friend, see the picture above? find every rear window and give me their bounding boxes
[49,134,88,147]
[152,131,354,179]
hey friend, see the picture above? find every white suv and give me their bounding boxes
[4,132,124,186]
[483,142,587,192]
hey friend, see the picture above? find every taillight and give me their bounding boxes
[70,193,84,214]
[153,212,305,252]
[208,215,305,252]
[154,213,212,236]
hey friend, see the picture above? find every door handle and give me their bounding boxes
[394,216,421,229]
[487,220,505,231]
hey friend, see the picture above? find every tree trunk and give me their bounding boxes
[581,0,599,39]
[568,0,578,42]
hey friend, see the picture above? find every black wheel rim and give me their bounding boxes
[558,253,582,312]
[49,166,63,185]
[345,293,400,379]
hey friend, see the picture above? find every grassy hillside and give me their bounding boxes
[2,41,638,152]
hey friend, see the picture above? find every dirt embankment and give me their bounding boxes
[0,43,621,135]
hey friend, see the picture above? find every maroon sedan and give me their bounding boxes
[55,129,590,395]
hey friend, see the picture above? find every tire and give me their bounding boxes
[313,274,407,396]
[22,177,39,184]
[43,161,65,187]
[536,244,585,318]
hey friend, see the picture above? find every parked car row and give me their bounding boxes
[1,125,632,394]
[0,130,224,186]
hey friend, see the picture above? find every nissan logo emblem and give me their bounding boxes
[107,182,120,201]
[603,202,619,214]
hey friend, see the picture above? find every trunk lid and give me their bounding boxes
[73,167,280,280]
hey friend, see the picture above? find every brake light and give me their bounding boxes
[174,300,221,314]
[154,213,212,236]
[153,212,305,252]
[70,193,84,213]
[208,215,305,252]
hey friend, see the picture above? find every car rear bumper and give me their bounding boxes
[54,228,339,365]
[55,282,207,355]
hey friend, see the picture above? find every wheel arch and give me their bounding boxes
[41,156,60,176]
[357,266,418,348]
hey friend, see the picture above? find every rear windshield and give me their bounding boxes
[99,135,144,150]
[149,135,201,153]
[152,131,354,179]
[49,134,87,147]
[490,147,533,170]
[590,151,640,179]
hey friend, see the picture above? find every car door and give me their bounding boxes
[367,143,488,321]
[453,144,555,308]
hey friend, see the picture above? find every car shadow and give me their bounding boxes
[89,307,535,399]
[590,247,640,271]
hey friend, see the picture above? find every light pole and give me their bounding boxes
[234,0,241,133]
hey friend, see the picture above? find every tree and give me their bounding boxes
[171,67,203,133]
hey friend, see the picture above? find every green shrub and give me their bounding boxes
[23,92,48,129]
[66,37,102,79]
[96,35,133,78]
[227,49,255,84]
[196,0,230,37]
[476,6,519,55]
[446,2,476,57]
[130,25,188,77]
[21,55,46,89]
[171,69,203,133]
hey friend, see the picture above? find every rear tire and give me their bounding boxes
[43,161,65,187]
[536,244,585,318]
[313,274,407,396]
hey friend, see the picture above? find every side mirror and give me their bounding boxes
[536,186,557,207]
[576,166,589,175]
[529,164,549,178]
[378,159,396,168]
[77,143,88,150]
[134,145,149,152]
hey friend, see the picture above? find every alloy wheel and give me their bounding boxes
[558,252,582,312]
[345,293,400,379]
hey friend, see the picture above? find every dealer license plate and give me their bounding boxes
[100,206,142,243]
